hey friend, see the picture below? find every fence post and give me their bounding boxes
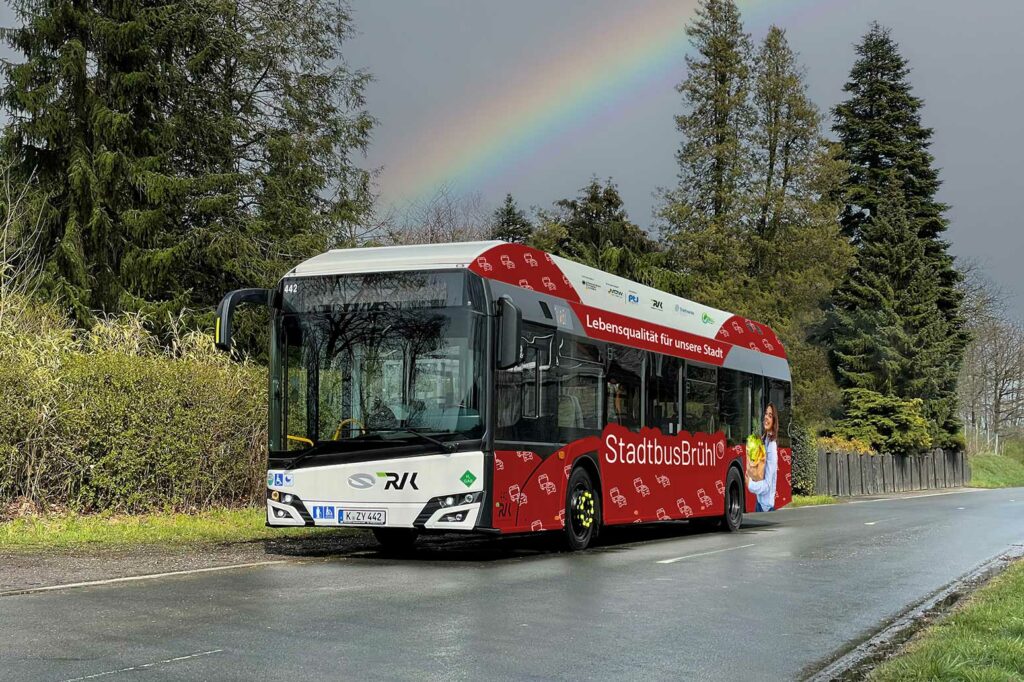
[962,451,971,486]
[819,446,827,493]
[852,454,863,496]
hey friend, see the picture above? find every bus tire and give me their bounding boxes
[564,466,600,551]
[723,467,744,532]
[372,528,419,552]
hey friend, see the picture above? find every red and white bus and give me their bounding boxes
[216,241,792,550]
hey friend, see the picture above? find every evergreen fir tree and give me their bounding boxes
[827,179,956,442]
[533,178,675,288]
[1,0,373,326]
[659,0,753,308]
[832,23,967,441]
[489,194,533,243]
[742,26,854,422]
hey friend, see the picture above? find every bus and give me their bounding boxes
[215,241,792,551]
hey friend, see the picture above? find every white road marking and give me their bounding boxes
[60,649,223,681]
[957,507,966,510]
[848,489,980,504]
[789,488,985,511]
[864,522,877,526]
[657,543,756,565]
[2,561,287,596]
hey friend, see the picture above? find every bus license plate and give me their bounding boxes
[339,509,386,525]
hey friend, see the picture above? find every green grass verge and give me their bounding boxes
[790,494,837,507]
[968,453,1024,489]
[870,559,1024,681]
[0,507,336,550]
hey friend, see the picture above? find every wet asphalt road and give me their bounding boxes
[2,487,1023,682]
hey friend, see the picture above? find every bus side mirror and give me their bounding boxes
[215,288,271,351]
[496,296,522,370]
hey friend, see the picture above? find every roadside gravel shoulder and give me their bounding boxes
[0,532,379,594]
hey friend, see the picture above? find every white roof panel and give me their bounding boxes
[288,241,502,277]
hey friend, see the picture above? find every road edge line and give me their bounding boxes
[802,544,1024,681]
[0,560,290,597]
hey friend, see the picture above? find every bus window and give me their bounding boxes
[648,353,681,434]
[752,375,766,436]
[769,379,792,448]
[685,363,717,434]
[718,369,752,445]
[556,335,604,440]
[282,319,311,449]
[606,346,643,430]
[495,324,557,443]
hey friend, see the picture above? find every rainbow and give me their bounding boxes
[385,0,827,204]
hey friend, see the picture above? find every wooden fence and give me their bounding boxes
[814,449,970,497]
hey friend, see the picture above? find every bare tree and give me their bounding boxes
[957,259,1024,453]
[389,184,491,245]
[0,163,46,330]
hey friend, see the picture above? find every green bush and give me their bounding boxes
[832,388,932,455]
[790,421,818,495]
[0,296,267,514]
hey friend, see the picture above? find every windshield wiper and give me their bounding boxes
[374,428,456,453]
[282,429,460,469]
[283,440,354,470]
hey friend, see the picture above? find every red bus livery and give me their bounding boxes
[216,241,792,551]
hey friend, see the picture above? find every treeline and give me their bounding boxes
[0,0,969,455]
[484,3,968,452]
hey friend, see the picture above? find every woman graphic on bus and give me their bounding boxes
[746,403,779,512]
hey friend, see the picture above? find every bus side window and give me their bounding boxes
[556,334,604,440]
[606,345,643,431]
[769,379,792,448]
[718,368,752,445]
[648,354,681,434]
[684,362,717,435]
[752,375,766,437]
[495,323,557,443]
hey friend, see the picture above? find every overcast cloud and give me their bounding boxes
[0,1,1020,319]
[345,0,1024,321]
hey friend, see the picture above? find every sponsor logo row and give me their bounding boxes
[580,277,715,323]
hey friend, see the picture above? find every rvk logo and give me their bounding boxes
[377,472,419,490]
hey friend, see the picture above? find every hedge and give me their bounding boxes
[0,296,267,515]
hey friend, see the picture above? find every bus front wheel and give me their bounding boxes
[564,466,600,551]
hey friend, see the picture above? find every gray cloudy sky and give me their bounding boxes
[0,1,1020,319]
[343,0,1024,321]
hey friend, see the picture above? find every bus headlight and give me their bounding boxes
[438,491,481,507]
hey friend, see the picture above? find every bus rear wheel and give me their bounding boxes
[723,467,744,532]
[372,528,419,552]
[564,466,600,551]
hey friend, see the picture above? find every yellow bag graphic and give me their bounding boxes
[746,434,766,482]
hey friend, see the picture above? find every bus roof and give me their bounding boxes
[288,240,788,373]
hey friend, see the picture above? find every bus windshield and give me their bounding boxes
[273,271,486,452]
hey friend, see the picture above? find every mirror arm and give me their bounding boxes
[215,288,272,351]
